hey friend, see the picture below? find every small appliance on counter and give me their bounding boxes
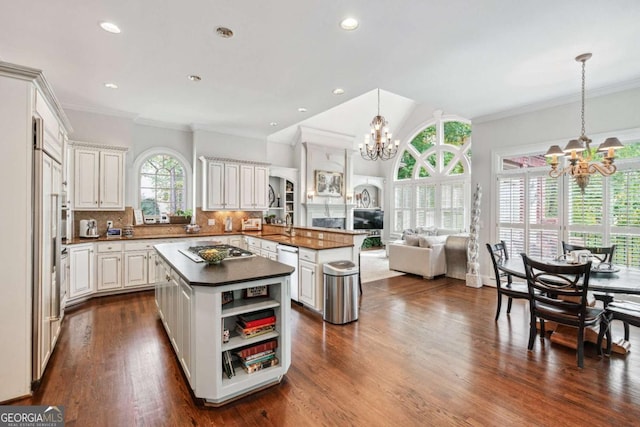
[79,219,99,238]
[241,218,262,231]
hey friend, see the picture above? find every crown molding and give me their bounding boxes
[62,102,138,120]
[472,77,640,124]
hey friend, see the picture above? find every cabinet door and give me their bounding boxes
[73,149,99,209]
[224,163,240,209]
[99,151,124,209]
[179,278,193,384]
[148,250,158,285]
[299,260,317,308]
[205,160,225,210]
[239,164,255,209]
[69,245,94,298]
[97,253,122,291]
[253,166,269,210]
[124,251,148,287]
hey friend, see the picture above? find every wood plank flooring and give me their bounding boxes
[12,274,640,426]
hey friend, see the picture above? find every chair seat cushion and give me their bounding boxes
[536,303,603,325]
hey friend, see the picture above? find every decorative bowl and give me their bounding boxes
[198,248,228,264]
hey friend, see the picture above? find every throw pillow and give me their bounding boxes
[415,226,436,236]
[405,234,420,246]
[418,235,448,248]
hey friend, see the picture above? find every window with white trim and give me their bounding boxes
[392,118,472,234]
[496,140,640,266]
[139,154,187,216]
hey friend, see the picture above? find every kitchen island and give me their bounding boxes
[154,240,294,406]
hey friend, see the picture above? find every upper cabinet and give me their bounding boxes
[200,156,269,211]
[240,164,269,210]
[70,142,127,210]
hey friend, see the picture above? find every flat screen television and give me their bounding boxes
[353,209,383,230]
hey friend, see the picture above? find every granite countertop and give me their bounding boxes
[254,234,353,250]
[154,241,294,287]
[66,231,355,250]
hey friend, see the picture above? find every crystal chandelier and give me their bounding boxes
[359,89,400,161]
[545,53,623,192]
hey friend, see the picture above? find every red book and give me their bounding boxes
[239,315,276,329]
[235,339,278,359]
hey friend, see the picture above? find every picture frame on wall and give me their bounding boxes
[314,170,343,197]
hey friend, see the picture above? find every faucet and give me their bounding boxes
[284,213,293,236]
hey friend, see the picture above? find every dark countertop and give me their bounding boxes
[154,240,294,287]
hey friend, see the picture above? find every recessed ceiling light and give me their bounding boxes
[332,88,345,95]
[104,82,118,89]
[340,17,359,31]
[298,107,307,113]
[188,75,202,82]
[99,21,121,34]
[216,27,234,38]
[269,122,278,127]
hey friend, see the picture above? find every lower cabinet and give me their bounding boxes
[69,243,94,300]
[178,277,193,384]
[96,242,123,291]
[298,259,317,308]
[124,251,148,288]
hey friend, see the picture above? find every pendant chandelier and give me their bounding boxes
[545,53,623,192]
[359,89,400,161]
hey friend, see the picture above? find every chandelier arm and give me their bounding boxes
[587,162,617,177]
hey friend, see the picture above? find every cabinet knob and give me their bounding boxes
[95,201,98,204]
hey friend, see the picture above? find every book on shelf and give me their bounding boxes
[243,357,279,374]
[237,308,275,323]
[236,323,275,339]
[238,315,276,329]
[243,349,275,363]
[235,339,278,359]
[222,350,235,379]
[241,351,275,367]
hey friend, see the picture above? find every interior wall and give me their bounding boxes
[472,86,640,281]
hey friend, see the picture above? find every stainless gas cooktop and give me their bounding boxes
[179,244,255,263]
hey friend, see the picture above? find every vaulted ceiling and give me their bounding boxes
[2,1,640,144]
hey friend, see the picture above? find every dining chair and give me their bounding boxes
[598,300,640,355]
[486,241,530,321]
[521,253,605,368]
[562,241,616,264]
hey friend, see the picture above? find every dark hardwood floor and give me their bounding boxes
[13,275,640,426]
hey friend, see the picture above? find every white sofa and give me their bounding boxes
[387,228,465,279]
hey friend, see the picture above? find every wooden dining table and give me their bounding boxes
[497,257,640,354]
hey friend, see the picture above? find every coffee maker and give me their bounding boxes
[79,219,99,238]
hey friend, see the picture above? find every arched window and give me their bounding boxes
[393,114,471,234]
[135,149,191,216]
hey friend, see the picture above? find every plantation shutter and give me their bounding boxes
[527,173,560,260]
[441,181,465,229]
[610,169,640,267]
[415,183,436,227]
[497,175,526,257]
[566,174,604,246]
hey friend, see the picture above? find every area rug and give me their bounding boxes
[359,249,405,283]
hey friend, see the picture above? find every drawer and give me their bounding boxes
[96,242,123,253]
[261,240,278,253]
[245,237,259,247]
[124,241,155,251]
[299,248,317,263]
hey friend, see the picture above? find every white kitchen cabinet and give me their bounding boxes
[298,259,318,309]
[201,158,240,210]
[240,164,269,210]
[72,143,126,210]
[96,243,123,291]
[178,277,193,385]
[69,243,95,299]
[124,251,148,288]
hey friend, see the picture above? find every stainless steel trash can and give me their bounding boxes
[323,260,359,324]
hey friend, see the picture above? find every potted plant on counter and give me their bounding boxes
[169,209,192,224]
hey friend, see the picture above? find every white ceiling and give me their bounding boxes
[2,1,640,144]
